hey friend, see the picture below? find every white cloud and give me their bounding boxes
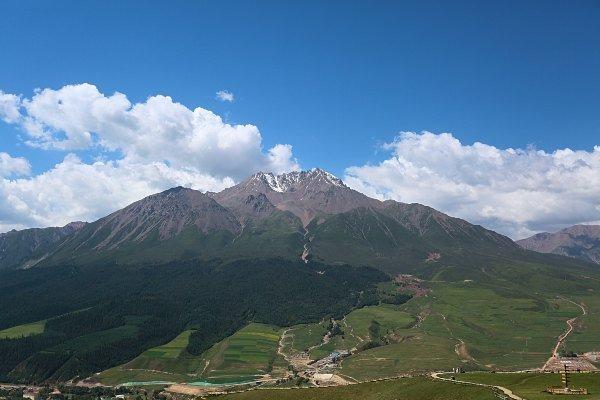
[0,154,236,232]
[0,91,21,123]
[0,83,299,232]
[216,90,234,102]
[344,132,600,239]
[4,83,298,178]
[0,153,31,178]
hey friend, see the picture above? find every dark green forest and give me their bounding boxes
[0,258,387,383]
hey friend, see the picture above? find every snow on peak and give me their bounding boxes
[250,169,345,192]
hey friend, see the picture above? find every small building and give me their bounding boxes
[22,389,40,400]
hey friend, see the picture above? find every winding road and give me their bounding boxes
[431,372,525,400]
[542,297,586,371]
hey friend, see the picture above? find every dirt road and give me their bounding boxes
[542,297,586,371]
[430,372,525,400]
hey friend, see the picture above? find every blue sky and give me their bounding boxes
[2,0,599,175]
[0,1,599,237]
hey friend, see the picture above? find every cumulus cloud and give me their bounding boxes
[0,91,21,123]
[8,84,297,178]
[0,83,299,232]
[0,153,31,178]
[344,132,600,239]
[215,90,234,102]
[0,154,236,232]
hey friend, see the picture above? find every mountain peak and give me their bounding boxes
[213,168,377,226]
[248,169,345,193]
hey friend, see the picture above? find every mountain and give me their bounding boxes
[211,169,519,272]
[517,224,600,264]
[1,169,520,271]
[0,221,85,269]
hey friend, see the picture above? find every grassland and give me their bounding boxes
[278,271,600,382]
[408,282,583,370]
[315,265,600,381]
[308,304,414,359]
[286,321,328,353]
[96,329,205,385]
[0,319,45,338]
[217,376,497,399]
[341,333,464,381]
[444,372,600,400]
[566,294,600,354]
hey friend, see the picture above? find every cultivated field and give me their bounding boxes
[97,323,285,386]
[200,323,285,383]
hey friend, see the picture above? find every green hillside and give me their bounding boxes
[217,376,498,400]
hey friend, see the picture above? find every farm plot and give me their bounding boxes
[199,323,286,384]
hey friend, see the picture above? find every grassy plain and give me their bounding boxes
[217,376,497,400]
[341,333,463,381]
[409,282,582,370]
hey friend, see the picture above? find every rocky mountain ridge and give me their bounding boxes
[517,224,600,264]
[0,221,86,269]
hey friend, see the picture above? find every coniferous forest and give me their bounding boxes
[0,259,387,383]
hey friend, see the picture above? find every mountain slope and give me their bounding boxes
[381,201,517,251]
[44,187,242,265]
[0,222,86,270]
[517,225,600,264]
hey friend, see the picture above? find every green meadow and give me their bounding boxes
[308,304,414,359]
[0,319,46,339]
[217,376,497,400]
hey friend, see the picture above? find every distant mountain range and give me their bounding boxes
[517,225,600,264]
[0,169,518,273]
